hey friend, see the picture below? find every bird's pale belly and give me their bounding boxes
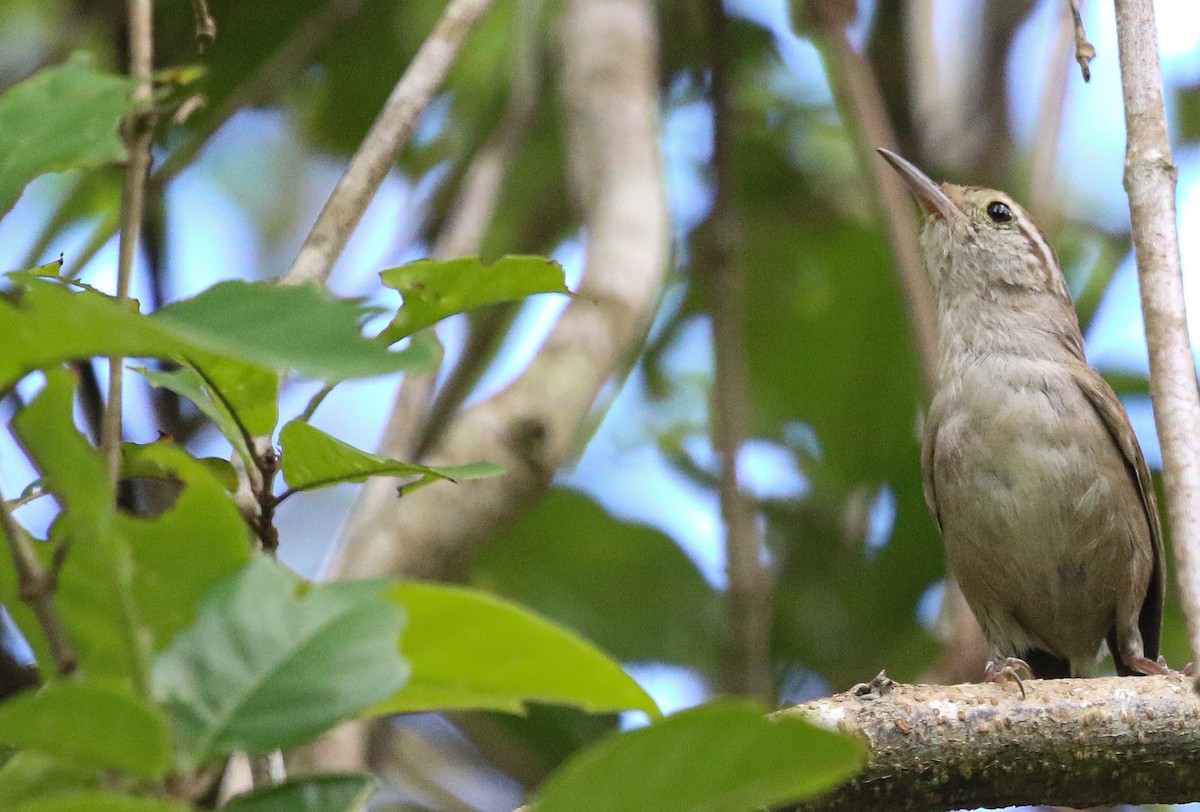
[932,384,1140,663]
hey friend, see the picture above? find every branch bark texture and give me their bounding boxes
[784,675,1200,812]
[1114,0,1200,669]
[325,0,669,581]
[283,0,495,287]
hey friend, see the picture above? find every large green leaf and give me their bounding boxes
[0,748,94,806]
[0,681,171,779]
[0,56,136,220]
[12,369,146,688]
[222,774,376,812]
[10,793,190,812]
[473,489,722,674]
[379,255,569,342]
[10,377,249,685]
[119,442,252,652]
[378,583,659,717]
[152,556,409,769]
[0,752,96,808]
[0,278,433,391]
[533,701,863,812]
[278,420,502,494]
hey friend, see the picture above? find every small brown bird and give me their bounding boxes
[878,148,1165,681]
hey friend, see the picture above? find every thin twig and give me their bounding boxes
[101,0,156,486]
[191,0,217,51]
[59,0,369,280]
[703,0,772,701]
[282,0,497,288]
[1027,3,1074,229]
[0,477,74,678]
[1114,0,1200,680]
[805,1,938,395]
[1069,0,1096,82]
[392,0,543,460]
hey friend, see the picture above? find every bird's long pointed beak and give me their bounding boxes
[876,148,959,221]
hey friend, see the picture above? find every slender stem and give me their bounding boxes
[1027,4,1073,229]
[281,0,496,287]
[0,479,74,678]
[101,0,156,486]
[806,1,938,395]
[1069,0,1096,81]
[191,0,217,50]
[1114,0,1200,677]
[704,0,772,701]
[60,0,370,280]
[395,0,543,460]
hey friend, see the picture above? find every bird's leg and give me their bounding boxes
[984,657,1032,698]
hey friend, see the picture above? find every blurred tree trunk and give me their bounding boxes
[304,0,669,776]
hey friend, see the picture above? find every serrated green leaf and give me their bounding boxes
[152,557,409,770]
[379,255,569,342]
[0,56,136,220]
[222,774,377,812]
[0,279,433,391]
[0,681,171,780]
[378,583,658,718]
[278,419,502,494]
[534,701,864,812]
[0,751,97,807]
[10,792,190,812]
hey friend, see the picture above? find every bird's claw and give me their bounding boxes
[984,657,1032,698]
[851,670,894,700]
[1130,654,1195,677]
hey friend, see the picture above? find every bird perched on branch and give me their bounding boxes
[878,148,1165,684]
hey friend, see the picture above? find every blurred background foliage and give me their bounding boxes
[2,0,1199,808]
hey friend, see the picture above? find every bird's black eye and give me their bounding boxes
[986,201,1013,223]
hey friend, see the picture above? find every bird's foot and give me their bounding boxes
[1130,654,1195,677]
[984,657,1032,698]
[851,670,894,700]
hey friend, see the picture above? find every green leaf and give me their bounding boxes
[0,279,434,391]
[119,442,252,651]
[133,362,260,469]
[379,255,570,342]
[222,774,377,812]
[0,751,97,807]
[0,681,171,779]
[474,489,722,674]
[152,557,409,770]
[378,583,658,718]
[12,369,145,688]
[10,793,190,812]
[278,419,503,494]
[533,701,864,812]
[0,56,136,220]
[152,281,430,380]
